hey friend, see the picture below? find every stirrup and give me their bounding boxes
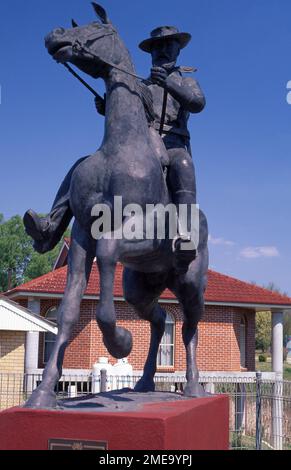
[172,234,196,253]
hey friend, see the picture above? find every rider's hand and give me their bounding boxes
[94,95,106,116]
[150,67,168,87]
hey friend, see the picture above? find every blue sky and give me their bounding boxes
[0,0,290,293]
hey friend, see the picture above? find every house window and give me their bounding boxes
[240,316,247,368]
[157,313,175,367]
[44,307,58,364]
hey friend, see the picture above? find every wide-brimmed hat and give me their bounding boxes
[139,26,192,53]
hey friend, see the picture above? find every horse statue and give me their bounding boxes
[25,3,209,408]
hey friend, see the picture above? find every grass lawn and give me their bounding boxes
[255,357,291,380]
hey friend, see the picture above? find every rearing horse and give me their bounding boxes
[25,3,209,408]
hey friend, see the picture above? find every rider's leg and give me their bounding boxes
[164,138,198,273]
[163,132,197,209]
[23,156,89,253]
[167,147,197,231]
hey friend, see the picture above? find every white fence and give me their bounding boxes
[0,371,290,450]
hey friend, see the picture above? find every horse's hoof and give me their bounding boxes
[183,381,208,398]
[24,388,58,409]
[103,326,133,359]
[134,377,155,392]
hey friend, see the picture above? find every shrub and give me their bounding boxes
[258,354,267,362]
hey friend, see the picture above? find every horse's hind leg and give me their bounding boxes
[123,268,167,392]
[167,246,208,397]
[24,224,94,408]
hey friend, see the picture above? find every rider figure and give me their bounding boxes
[24,26,205,269]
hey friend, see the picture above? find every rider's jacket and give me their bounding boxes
[146,67,205,140]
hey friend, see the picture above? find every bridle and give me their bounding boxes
[62,27,196,133]
[64,29,150,95]
[73,40,152,83]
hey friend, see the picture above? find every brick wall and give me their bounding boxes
[0,331,26,409]
[37,298,256,372]
[0,331,25,373]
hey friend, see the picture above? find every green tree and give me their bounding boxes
[255,282,291,348]
[256,311,271,352]
[0,215,33,291]
[263,282,291,346]
[23,245,61,282]
[0,214,70,292]
[284,313,291,344]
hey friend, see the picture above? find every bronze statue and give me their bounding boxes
[24,3,208,408]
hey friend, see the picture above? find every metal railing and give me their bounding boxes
[0,371,290,450]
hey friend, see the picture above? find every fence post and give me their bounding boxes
[100,369,107,393]
[235,383,246,436]
[256,371,262,450]
[272,372,283,450]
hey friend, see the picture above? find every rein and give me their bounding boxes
[62,31,197,118]
[62,30,151,100]
[63,63,103,99]
[71,38,151,84]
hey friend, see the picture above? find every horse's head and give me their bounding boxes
[45,3,125,79]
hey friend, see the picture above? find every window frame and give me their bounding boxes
[157,312,175,368]
[43,307,58,365]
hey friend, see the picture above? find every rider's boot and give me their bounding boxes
[172,235,197,274]
[23,206,71,254]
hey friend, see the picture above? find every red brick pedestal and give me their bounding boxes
[0,395,229,450]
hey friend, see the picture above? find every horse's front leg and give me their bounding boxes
[96,239,132,359]
[24,225,94,408]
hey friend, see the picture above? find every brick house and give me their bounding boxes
[4,239,291,377]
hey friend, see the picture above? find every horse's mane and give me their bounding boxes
[136,81,155,124]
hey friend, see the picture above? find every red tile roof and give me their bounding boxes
[5,264,291,307]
